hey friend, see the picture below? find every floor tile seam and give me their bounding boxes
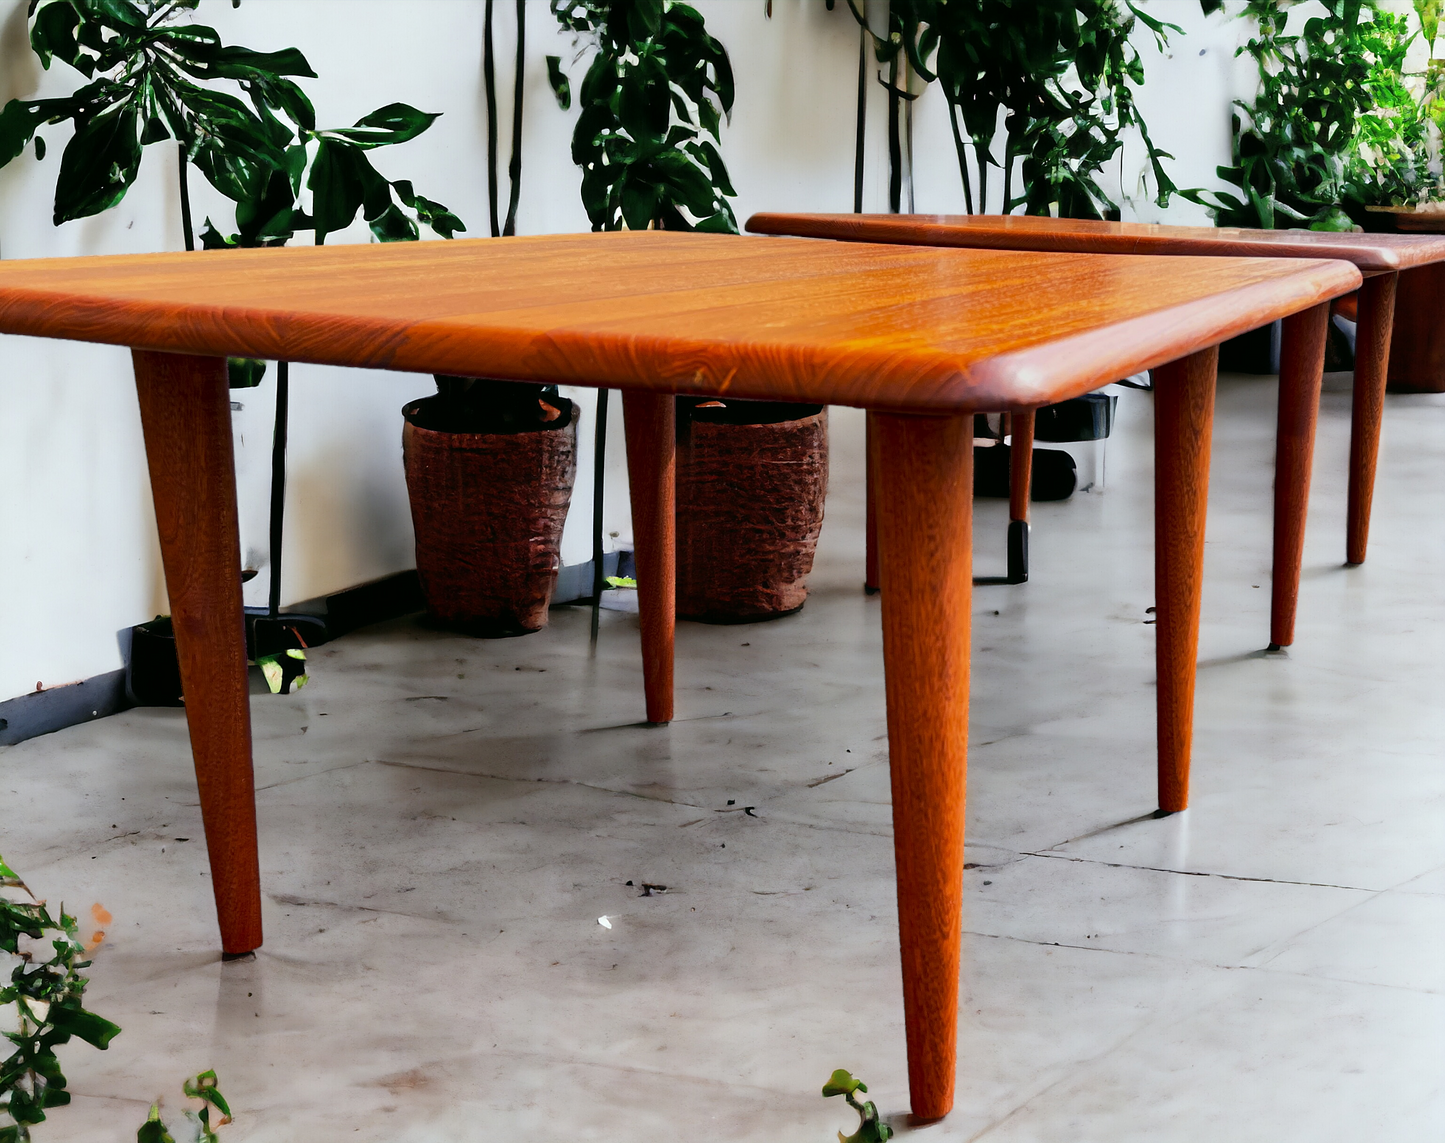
[264,891,466,926]
[370,757,709,810]
[960,981,1224,1143]
[1021,850,1380,893]
[962,927,1320,975]
[1241,879,1421,970]
[251,756,376,794]
[1244,959,1445,998]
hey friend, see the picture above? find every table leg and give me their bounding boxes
[873,411,973,1120]
[1270,303,1329,649]
[622,391,675,725]
[864,411,880,593]
[132,350,261,956]
[1007,409,1034,583]
[1153,347,1218,814]
[1348,272,1398,565]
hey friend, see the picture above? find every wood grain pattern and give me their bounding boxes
[1008,409,1036,523]
[865,412,880,592]
[1386,263,1445,393]
[1153,348,1219,814]
[622,391,675,725]
[747,212,1445,272]
[1271,304,1330,648]
[1348,272,1399,564]
[132,350,262,955]
[0,232,1358,413]
[873,410,974,1120]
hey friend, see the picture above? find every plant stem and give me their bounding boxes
[590,388,609,605]
[1002,129,1014,213]
[977,137,989,214]
[887,58,901,213]
[502,0,525,236]
[178,142,194,252]
[484,0,500,238]
[949,102,974,214]
[854,26,867,212]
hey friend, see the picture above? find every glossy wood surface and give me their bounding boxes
[1271,304,1330,648]
[1386,263,1445,393]
[1348,273,1399,564]
[0,232,1358,413]
[622,391,676,725]
[873,410,974,1119]
[1153,348,1219,813]
[747,212,1445,272]
[1008,410,1035,524]
[864,412,881,592]
[133,350,262,955]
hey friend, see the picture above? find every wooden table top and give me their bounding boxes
[0,231,1360,411]
[747,212,1445,274]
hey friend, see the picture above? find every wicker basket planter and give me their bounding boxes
[675,398,828,623]
[402,392,577,636]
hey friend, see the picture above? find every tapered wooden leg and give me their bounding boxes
[1348,272,1398,564]
[1008,409,1034,524]
[864,412,880,592]
[622,391,675,725]
[1270,303,1329,648]
[133,350,261,955]
[1153,348,1218,814]
[873,411,973,1120]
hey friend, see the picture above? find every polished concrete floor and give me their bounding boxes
[2,376,1442,1141]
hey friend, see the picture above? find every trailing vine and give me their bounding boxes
[0,853,120,1143]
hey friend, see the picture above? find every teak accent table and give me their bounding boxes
[748,214,1445,645]
[0,232,1359,1119]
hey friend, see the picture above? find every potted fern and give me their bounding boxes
[552,0,829,622]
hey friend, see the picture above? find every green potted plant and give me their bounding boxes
[0,0,464,682]
[395,2,580,637]
[1189,0,1445,387]
[552,0,830,623]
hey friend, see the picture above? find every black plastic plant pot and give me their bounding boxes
[127,617,183,707]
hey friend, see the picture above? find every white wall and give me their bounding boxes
[0,0,1260,702]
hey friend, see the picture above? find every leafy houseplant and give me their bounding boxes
[0,0,463,679]
[1187,0,1371,230]
[1,852,121,1142]
[927,0,1177,219]
[553,0,830,623]
[400,7,579,637]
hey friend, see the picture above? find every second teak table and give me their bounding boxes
[748,211,1445,647]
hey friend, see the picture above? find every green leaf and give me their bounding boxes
[137,1103,177,1143]
[546,55,571,110]
[823,1069,865,1098]
[0,852,19,881]
[227,358,267,387]
[48,1004,122,1050]
[53,96,142,223]
[183,1069,231,1119]
[367,202,419,242]
[322,102,440,149]
[307,137,373,240]
[0,99,60,167]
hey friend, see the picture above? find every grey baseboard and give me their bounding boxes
[1,556,621,749]
[0,669,132,748]
[551,552,623,605]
